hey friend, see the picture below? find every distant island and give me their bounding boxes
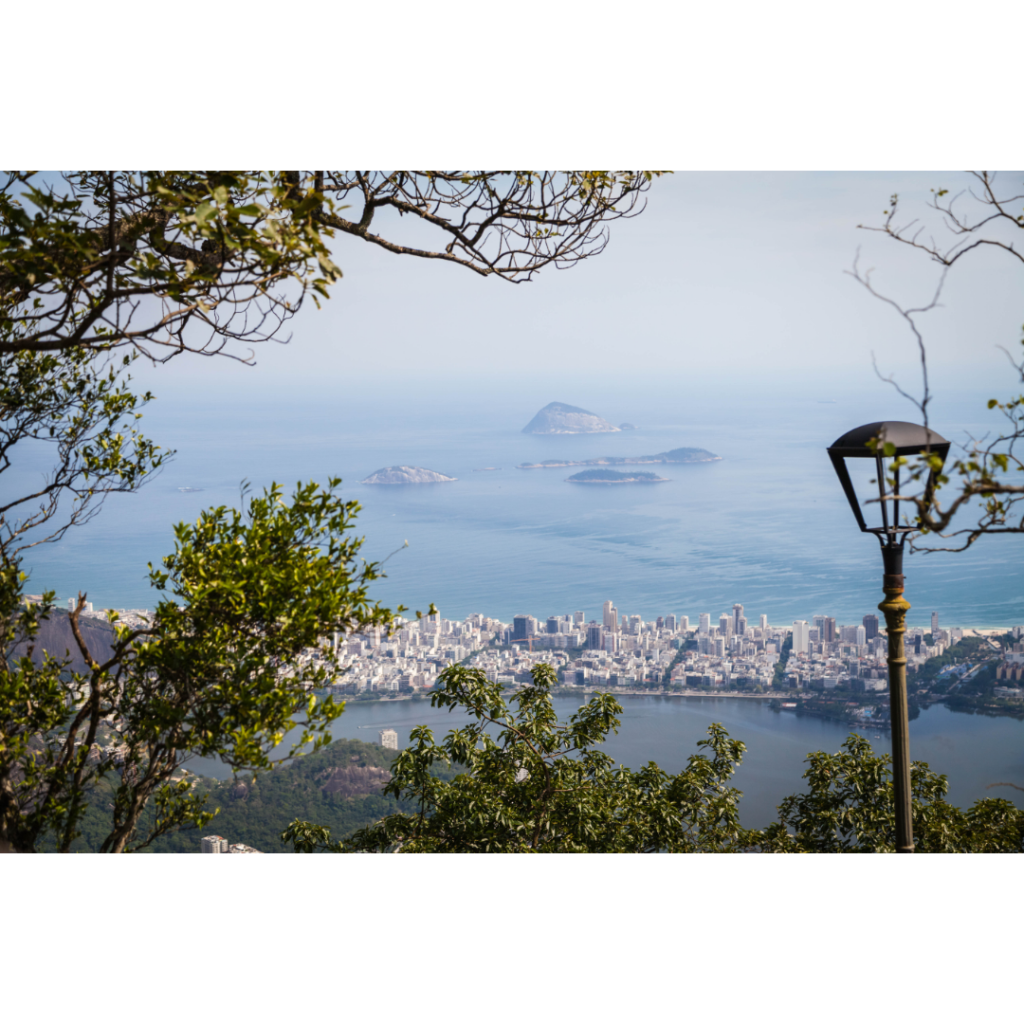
[517,446,720,470]
[522,402,620,435]
[177,486,203,493]
[567,469,668,484]
[619,422,638,430]
[473,467,501,472]
[361,466,457,485]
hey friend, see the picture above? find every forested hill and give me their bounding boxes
[148,738,405,853]
[11,607,116,673]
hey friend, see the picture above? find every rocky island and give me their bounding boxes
[567,469,668,484]
[521,402,620,434]
[361,466,457,485]
[517,446,720,470]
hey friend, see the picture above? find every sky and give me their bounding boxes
[13,169,1024,621]
[133,170,1024,410]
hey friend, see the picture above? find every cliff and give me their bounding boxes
[10,607,117,674]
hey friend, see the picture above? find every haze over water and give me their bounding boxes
[19,372,1024,631]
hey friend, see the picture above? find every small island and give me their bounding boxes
[566,469,668,484]
[522,402,620,435]
[361,466,457,485]
[518,446,720,470]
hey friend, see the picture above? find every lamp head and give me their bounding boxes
[827,421,950,558]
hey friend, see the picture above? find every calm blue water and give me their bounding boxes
[14,373,1024,629]
[187,695,1024,827]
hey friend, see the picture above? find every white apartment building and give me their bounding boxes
[201,835,229,853]
[379,728,399,750]
[699,613,711,635]
[603,601,618,631]
[792,620,810,655]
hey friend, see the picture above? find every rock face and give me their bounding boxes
[318,764,392,798]
[521,402,620,435]
[361,466,457,484]
[9,608,116,674]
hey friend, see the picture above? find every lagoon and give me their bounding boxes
[186,694,1024,830]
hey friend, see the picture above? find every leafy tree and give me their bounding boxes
[1,171,659,360]
[283,674,1023,854]
[749,733,1024,853]
[1,170,660,851]
[0,479,398,852]
[282,662,750,853]
[852,171,1024,552]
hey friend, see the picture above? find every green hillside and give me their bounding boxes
[65,738,413,853]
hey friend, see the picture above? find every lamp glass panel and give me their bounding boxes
[840,456,891,531]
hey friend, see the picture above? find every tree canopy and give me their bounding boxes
[283,664,1024,854]
[0,170,662,852]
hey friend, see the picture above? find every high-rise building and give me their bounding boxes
[862,614,879,642]
[201,835,229,854]
[656,616,664,629]
[760,614,768,630]
[699,613,710,635]
[603,601,617,631]
[792,621,810,655]
[737,616,747,636]
[822,617,836,644]
[680,616,690,633]
[714,637,726,657]
[379,728,398,750]
[856,625,866,647]
[931,611,939,636]
[719,614,732,638]
[602,632,618,654]
[574,611,585,624]
[547,616,560,635]
[586,622,604,650]
[513,615,530,641]
[665,615,677,631]
[733,604,744,634]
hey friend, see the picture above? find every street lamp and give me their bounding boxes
[827,420,950,853]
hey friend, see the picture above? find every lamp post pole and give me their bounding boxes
[879,544,914,853]
[828,420,950,855]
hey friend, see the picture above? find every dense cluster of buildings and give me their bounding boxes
[322,601,1007,697]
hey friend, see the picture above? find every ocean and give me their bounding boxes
[16,372,1024,630]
